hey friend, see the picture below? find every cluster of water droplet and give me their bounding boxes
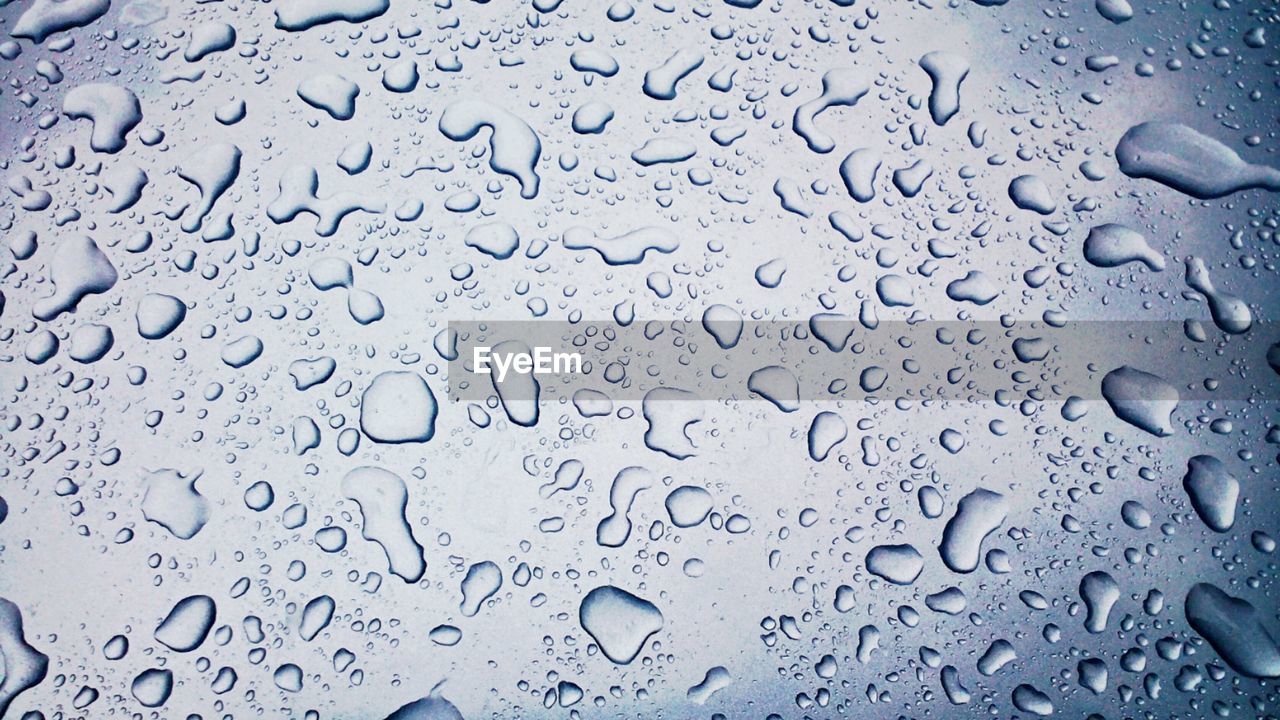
[0,0,1277,717]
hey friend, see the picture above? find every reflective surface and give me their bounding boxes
[1,0,1279,717]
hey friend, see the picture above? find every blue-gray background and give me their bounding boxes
[0,0,1278,717]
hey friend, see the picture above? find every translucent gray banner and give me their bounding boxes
[443,319,1279,405]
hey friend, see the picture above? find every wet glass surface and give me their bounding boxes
[1,0,1279,717]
